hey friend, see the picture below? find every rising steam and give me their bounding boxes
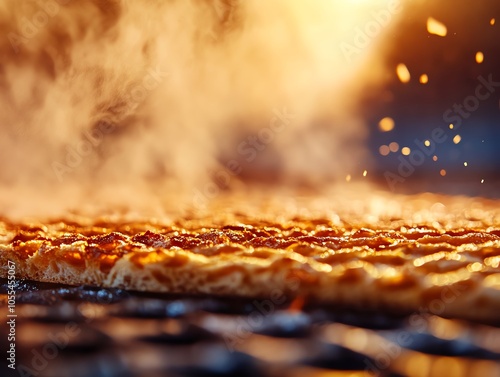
[0,0,405,218]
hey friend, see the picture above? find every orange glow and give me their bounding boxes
[396,63,411,83]
[427,17,447,37]
[401,147,411,155]
[476,51,484,64]
[491,18,496,25]
[379,145,390,156]
[419,74,429,84]
[378,117,395,132]
[389,142,399,152]
[453,135,462,144]
[288,295,305,312]
[440,169,447,176]
[433,155,438,161]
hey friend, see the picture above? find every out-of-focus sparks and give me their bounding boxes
[419,74,429,84]
[396,63,411,83]
[346,174,351,182]
[389,142,399,153]
[433,155,438,161]
[481,179,485,183]
[453,135,462,144]
[363,170,367,177]
[491,18,496,26]
[427,17,447,37]
[379,145,390,156]
[424,140,431,147]
[449,124,454,130]
[440,169,447,176]
[401,147,411,156]
[468,262,483,272]
[378,117,395,132]
[464,162,468,167]
[476,51,484,64]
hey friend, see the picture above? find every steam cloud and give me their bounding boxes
[0,0,404,219]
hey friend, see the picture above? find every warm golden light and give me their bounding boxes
[453,135,462,144]
[396,63,411,83]
[449,124,454,129]
[464,162,468,167]
[483,274,500,288]
[378,117,395,132]
[401,147,411,155]
[363,170,368,177]
[491,18,496,26]
[346,174,352,182]
[424,140,431,147]
[440,169,447,176]
[427,17,447,37]
[476,51,484,64]
[419,74,429,84]
[433,155,438,161]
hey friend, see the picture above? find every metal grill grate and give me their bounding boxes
[1,279,499,377]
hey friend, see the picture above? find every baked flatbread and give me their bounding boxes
[1,194,499,323]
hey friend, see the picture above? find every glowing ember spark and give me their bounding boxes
[449,124,454,129]
[363,170,368,177]
[453,135,462,144]
[396,63,411,83]
[401,147,411,156]
[389,142,399,152]
[481,179,485,183]
[346,174,352,182]
[440,169,447,176]
[491,18,496,26]
[476,51,484,64]
[419,74,429,84]
[288,295,305,312]
[427,17,447,37]
[433,155,438,161]
[464,162,468,167]
[379,145,390,156]
[424,140,431,147]
[378,117,395,132]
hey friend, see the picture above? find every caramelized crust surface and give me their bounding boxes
[1,193,499,323]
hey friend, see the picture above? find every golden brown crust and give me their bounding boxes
[1,209,500,323]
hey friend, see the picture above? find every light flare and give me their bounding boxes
[378,117,395,132]
[476,51,484,64]
[396,63,411,83]
[427,17,447,37]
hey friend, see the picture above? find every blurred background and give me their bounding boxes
[0,0,499,218]
[207,0,500,199]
